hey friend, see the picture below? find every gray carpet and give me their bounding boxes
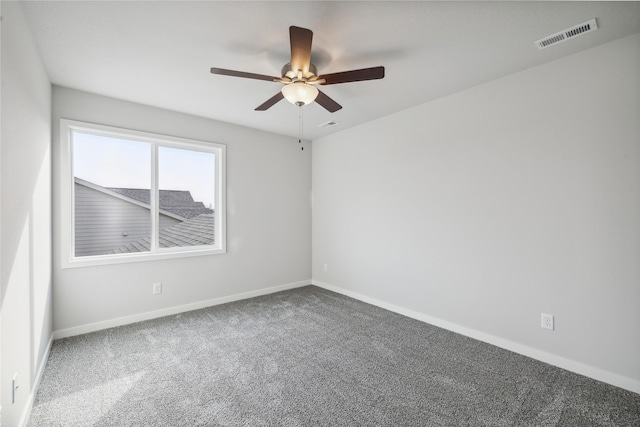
[29,286,640,426]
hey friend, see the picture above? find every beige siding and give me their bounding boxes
[74,183,180,256]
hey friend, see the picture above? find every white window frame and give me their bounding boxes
[60,119,226,268]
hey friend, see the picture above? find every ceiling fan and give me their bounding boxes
[210,26,385,113]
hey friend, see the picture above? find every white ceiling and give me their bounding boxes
[21,1,640,140]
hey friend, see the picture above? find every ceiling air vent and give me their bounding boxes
[535,18,598,50]
[318,121,338,128]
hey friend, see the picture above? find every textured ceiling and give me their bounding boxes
[21,1,640,140]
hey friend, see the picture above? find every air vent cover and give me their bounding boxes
[535,19,598,50]
[318,121,338,128]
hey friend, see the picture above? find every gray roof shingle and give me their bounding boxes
[110,213,215,254]
[107,187,213,219]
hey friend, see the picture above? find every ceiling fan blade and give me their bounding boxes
[318,66,385,85]
[290,26,313,74]
[255,92,284,111]
[210,67,278,82]
[315,89,342,113]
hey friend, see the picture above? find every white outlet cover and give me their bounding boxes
[541,313,554,330]
[12,373,18,404]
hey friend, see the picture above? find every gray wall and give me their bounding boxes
[0,2,53,425]
[312,34,640,393]
[52,87,312,334]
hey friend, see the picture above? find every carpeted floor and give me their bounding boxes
[29,286,640,426]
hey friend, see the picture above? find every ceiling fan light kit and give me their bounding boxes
[210,26,385,113]
[282,82,319,106]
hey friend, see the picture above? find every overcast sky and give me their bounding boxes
[73,132,216,208]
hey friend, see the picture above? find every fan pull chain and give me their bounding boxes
[298,105,304,151]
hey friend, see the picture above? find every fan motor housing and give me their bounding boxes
[282,62,318,81]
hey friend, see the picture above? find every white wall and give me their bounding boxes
[52,87,311,334]
[0,2,53,425]
[312,33,640,393]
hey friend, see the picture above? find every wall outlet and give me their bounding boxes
[12,373,18,404]
[323,263,328,272]
[152,282,162,295]
[541,313,554,330]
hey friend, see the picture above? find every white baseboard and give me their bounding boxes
[53,280,311,340]
[312,280,640,395]
[18,334,54,427]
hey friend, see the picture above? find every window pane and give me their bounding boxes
[158,146,216,248]
[72,131,151,256]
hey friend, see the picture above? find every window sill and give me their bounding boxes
[61,246,226,269]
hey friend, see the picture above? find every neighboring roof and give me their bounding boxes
[110,214,215,254]
[107,187,213,219]
[74,177,216,254]
[76,178,185,222]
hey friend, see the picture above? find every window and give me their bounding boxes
[60,119,226,267]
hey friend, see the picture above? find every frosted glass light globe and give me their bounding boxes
[281,82,319,106]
